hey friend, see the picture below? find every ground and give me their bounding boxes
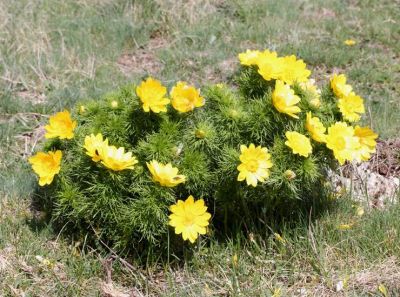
[0,0,399,296]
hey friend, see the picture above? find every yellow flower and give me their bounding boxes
[237,144,273,187]
[238,49,261,66]
[136,77,170,113]
[338,223,353,230]
[305,112,326,143]
[272,80,301,119]
[256,52,311,84]
[29,150,62,186]
[84,133,109,162]
[272,288,282,297]
[325,122,360,165]
[330,74,353,98]
[338,92,365,122]
[354,125,378,161]
[378,284,388,297]
[147,160,186,187]
[279,55,311,85]
[355,206,364,217]
[274,233,286,244]
[171,81,205,113]
[45,110,77,139]
[169,195,211,243]
[299,79,321,107]
[285,131,312,157]
[35,255,55,269]
[100,145,138,171]
[257,51,283,81]
[344,39,356,46]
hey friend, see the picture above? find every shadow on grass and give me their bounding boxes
[27,176,337,267]
[212,180,337,240]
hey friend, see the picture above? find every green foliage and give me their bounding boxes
[33,64,346,255]
[1,0,399,294]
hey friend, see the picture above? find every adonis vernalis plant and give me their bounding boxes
[30,49,378,256]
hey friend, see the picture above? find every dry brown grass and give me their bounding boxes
[155,0,220,26]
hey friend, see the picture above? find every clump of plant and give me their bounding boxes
[29,49,378,254]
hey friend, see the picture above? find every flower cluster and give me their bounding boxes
[330,74,365,122]
[238,49,311,84]
[31,106,207,243]
[238,49,378,167]
[84,133,137,171]
[30,48,379,251]
[325,122,378,165]
[30,110,77,185]
[327,74,376,164]
[136,78,204,113]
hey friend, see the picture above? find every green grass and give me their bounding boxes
[1,0,399,295]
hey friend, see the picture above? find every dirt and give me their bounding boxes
[17,90,46,105]
[367,139,400,177]
[204,57,237,84]
[116,37,167,77]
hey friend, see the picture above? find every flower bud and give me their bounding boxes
[111,100,118,108]
[229,109,239,118]
[195,129,206,139]
[274,233,286,243]
[284,169,296,180]
[232,253,238,267]
[310,98,321,108]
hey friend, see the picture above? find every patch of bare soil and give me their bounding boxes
[330,138,400,208]
[14,125,46,158]
[17,90,46,105]
[368,139,400,177]
[3,113,46,159]
[116,37,167,77]
[302,7,337,20]
[204,57,237,84]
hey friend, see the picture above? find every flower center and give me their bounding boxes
[61,119,71,128]
[247,160,259,172]
[184,215,194,227]
[334,137,346,150]
[43,158,56,169]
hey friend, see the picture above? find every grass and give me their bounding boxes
[0,0,399,295]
